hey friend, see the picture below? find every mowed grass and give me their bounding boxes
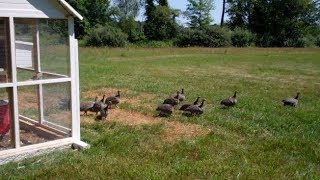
[1,48,320,179]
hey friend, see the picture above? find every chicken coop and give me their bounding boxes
[0,0,88,164]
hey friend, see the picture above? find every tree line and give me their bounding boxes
[66,0,320,47]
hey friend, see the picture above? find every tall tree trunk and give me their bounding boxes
[220,0,226,26]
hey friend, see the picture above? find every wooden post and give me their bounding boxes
[68,16,80,140]
[9,17,20,148]
[33,20,44,124]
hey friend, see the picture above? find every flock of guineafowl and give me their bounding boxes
[80,89,300,120]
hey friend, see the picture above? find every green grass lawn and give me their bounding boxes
[1,48,320,179]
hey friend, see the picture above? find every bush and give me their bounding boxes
[84,25,128,47]
[204,26,232,47]
[285,36,315,48]
[231,28,254,47]
[176,26,231,47]
[315,35,320,47]
[128,40,174,48]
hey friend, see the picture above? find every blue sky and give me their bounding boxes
[137,0,224,25]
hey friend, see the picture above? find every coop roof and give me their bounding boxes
[0,0,83,20]
[57,0,83,20]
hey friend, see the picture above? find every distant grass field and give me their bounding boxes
[1,48,320,179]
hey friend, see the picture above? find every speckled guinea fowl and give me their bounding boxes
[282,92,300,107]
[220,91,237,107]
[91,95,106,114]
[164,91,180,106]
[179,96,201,111]
[183,99,206,115]
[171,88,186,101]
[105,90,121,108]
[95,101,112,120]
[80,96,97,115]
[156,104,174,117]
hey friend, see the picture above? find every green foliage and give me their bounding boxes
[144,6,178,40]
[118,16,145,42]
[231,28,254,47]
[113,0,140,18]
[185,0,214,28]
[128,40,174,48]
[176,26,231,47]
[158,0,168,6]
[316,35,320,47]
[84,25,128,47]
[250,0,315,47]
[65,0,115,38]
[226,0,253,29]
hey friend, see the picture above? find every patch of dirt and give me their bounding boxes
[80,88,211,144]
[81,107,211,144]
[0,129,52,151]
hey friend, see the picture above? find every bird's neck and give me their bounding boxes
[233,92,237,98]
[295,93,299,99]
[193,97,200,105]
[199,101,205,108]
[101,96,105,102]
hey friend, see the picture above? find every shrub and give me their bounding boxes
[285,36,315,48]
[128,41,174,48]
[176,26,231,47]
[204,26,231,47]
[231,28,254,47]
[315,35,320,47]
[84,25,128,47]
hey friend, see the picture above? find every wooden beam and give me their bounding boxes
[68,17,80,140]
[33,20,44,124]
[19,119,64,140]
[9,17,20,148]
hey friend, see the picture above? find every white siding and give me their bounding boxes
[15,40,33,68]
[0,0,68,19]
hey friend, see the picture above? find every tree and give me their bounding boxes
[250,0,315,46]
[185,0,214,28]
[226,0,253,29]
[113,0,141,18]
[143,0,178,40]
[118,16,145,42]
[220,0,226,26]
[158,0,168,6]
[144,6,178,40]
[145,0,156,19]
[66,0,114,38]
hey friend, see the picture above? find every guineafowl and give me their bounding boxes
[171,88,186,101]
[105,90,121,108]
[80,97,97,115]
[183,99,206,116]
[282,92,300,107]
[95,101,111,120]
[91,95,106,114]
[220,91,237,107]
[164,91,180,106]
[100,95,106,103]
[156,104,174,117]
[179,96,200,111]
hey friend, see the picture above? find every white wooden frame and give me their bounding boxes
[0,1,89,161]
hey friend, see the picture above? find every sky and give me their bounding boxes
[137,0,225,25]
